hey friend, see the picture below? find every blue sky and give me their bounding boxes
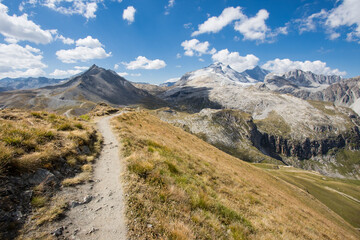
[0,0,359,84]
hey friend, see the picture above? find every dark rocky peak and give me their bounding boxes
[243,66,270,82]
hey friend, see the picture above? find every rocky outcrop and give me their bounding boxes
[157,108,360,178]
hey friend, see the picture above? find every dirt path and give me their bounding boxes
[324,186,360,204]
[56,113,127,239]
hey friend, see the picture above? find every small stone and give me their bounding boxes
[147,224,153,228]
[88,227,98,234]
[95,207,102,212]
[52,227,64,236]
[83,195,93,204]
[70,201,81,208]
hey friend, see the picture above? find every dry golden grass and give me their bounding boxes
[0,109,103,239]
[113,111,359,240]
[0,109,98,175]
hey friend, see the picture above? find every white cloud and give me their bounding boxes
[0,2,53,44]
[176,53,181,59]
[181,39,216,57]
[130,73,141,77]
[50,66,88,77]
[262,58,346,76]
[234,9,269,41]
[0,43,47,78]
[234,9,288,42]
[114,64,119,70]
[56,36,111,63]
[192,6,286,42]
[192,6,243,36]
[298,9,328,33]
[57,35,75,45]
[165,0,175,15]
[117,72,128,77]
[0,68,46,79]
[183,23,192,29]
[211,49,259,72]
[123,56,166,70]
[76,35,102,48]
[123,6,136,24]
[326,0,360,42]
[40,0,101,19]
[298,0,360,43]
[117,72,141,77]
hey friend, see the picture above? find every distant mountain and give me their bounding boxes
[174,63,261,87]
[261,70,360,115]
[159,64,270,87]
[0,77,65,92]
[132,82,170,96]
[264,69,342,93]
[300,76,360,115]
[243,66,270,82]
[159,64,360,178]
[0,65,163,113]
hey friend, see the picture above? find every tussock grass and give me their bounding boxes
[0,109,99,175]
[0,109,104,240]
[113,111,359,240]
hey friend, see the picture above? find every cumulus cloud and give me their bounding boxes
[181,39,216,57]
[0,43,47,78]
[211,49,259,72]
[28,0,102,19]
[114,64,119,70]
[50,66,88,77]
[234,9,269,41]
[192,6,243,36]
[123,6,136,24]
[123,56,166,70]
[56,36,111,63]
[0,2,53,44]
[262,58,346,76]
[326,0,360,42]
[298,0,360,43]
[76,35,102,48]
[192,6,287,42]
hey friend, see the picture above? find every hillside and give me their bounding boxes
[159,65,360,178]
[0,65,163,114]
[113,111,359,239]
[0,109,101,239]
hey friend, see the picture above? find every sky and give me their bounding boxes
[0,0,359,84]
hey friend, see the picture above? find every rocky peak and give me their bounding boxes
[282,69,342,86]
[243,66,270,82]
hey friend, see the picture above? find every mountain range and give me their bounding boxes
[0,76,65,92]
[0,63,359,179]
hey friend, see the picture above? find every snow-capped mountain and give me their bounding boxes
[174,63,269,87]
[159,63,271,87]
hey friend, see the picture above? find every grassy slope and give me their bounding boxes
[0,109,101,239]
[113,111,359,240]
[253,164,360,228]
[0,109,98,175]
